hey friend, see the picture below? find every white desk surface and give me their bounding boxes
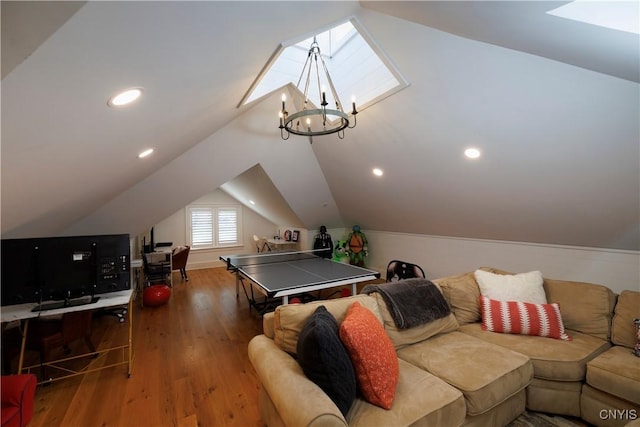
[268,239,297,245]
[0,289,133,323]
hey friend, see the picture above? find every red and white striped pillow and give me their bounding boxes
[480,296,571,341]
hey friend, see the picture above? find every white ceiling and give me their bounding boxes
[1,1,638,251]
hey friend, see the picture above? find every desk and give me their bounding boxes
[267,238,298,251]
[1,289,134,383]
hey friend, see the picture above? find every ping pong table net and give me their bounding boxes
[227,250,325,268]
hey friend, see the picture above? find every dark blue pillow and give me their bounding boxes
[296,305,356,416]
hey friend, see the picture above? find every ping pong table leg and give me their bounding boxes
[282,295,289,305]
[235,272,240,298]
[352,283,358,296]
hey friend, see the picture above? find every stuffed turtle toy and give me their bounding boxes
[346,225,368,267]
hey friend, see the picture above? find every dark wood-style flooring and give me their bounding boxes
[12,267,267,427]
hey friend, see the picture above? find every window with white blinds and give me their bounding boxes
[217,208,238,245]
[187,205,241,249]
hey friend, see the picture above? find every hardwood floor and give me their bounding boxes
[19,267,266,427]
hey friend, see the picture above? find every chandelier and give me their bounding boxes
[279,37,358,141]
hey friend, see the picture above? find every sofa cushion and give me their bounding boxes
[346,358,466,427]
[543,276,616,341]
[397,331,533,416]
[611,290,640,349]
[527,378,583,417]
[273,294,382,355]
[480,267,616,341]
[586,345,640,405]
[460,323,610,382]
[581,384,640,427]
[371,290,459,350]
[339,302,399,410]
[296,306,356,416]
[433,272,481,325]
[474,269,546,303]
[480,296,571,340]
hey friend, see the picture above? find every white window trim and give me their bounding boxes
[186,204,243,250]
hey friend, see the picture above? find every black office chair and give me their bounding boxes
[142,251,171,287]
[386,260,426,282]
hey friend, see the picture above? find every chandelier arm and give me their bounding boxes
[312,53,327,126]
[348,114,357,129]
[295,45,314,89]
[318,54,343,111]
[302,57,313,110]
[296,54,314,110]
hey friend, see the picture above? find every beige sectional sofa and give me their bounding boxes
[580,290,640,427]
[247,267,640,427]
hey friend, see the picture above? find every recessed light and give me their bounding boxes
[138,148,154,158]
[108,87,143,107]
[465,148,481,159]
[249,200,256,205]
[372,168,384,177]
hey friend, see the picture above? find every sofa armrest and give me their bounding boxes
[248,335,347,427]
[1,374,37,427]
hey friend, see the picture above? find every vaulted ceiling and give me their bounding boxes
[2,1,638,251]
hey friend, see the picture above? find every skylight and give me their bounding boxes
[240,19,407,111]
[547,0,639,34]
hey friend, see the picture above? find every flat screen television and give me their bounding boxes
[1,234,131,309]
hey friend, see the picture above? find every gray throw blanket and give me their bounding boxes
[362,279,451,329]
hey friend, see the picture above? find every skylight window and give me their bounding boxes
[547,0,639,34]
[240,19,408,112]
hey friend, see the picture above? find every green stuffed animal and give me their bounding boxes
[332,240,350,264]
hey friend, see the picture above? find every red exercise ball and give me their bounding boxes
[143,285,171,307]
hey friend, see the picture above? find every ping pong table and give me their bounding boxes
[220,250,380,313]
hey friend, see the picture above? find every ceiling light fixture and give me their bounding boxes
[138,148,154,158]
[372,168,384,177]
[108,87,143,107]
[465,148,481,159]
[279,37,357,142]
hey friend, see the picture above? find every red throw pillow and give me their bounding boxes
[339,301,399,409]
[480,296,571,341]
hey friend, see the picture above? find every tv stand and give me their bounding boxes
[2,289,133,384]
[31,295,100,312]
